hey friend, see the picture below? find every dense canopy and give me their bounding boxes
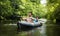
[0,0,60,23]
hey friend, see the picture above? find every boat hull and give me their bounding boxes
[17,22,42,32]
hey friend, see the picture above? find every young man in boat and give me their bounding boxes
[22,12,40,25]
[25,12,34,23]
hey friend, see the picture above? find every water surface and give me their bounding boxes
[0,21,60,36]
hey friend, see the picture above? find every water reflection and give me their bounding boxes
[0,21,60,36]
[31,23,46,36]
[46,24,60,36]
[39,23,46,36]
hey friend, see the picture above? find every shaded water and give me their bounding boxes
[0,21,60,36]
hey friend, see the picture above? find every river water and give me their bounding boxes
[0,21,60,36]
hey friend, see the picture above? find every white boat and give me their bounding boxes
[17,18,47,31]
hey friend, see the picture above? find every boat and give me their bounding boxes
[17,19,47,32]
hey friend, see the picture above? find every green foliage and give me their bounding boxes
[46,0,60,23]
[0,0,60,23]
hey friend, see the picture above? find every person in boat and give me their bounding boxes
[33,16,40,24]
[23,12,41,23]
[20,12,41,25]
[23,12,34,23]
[34,16,39,22]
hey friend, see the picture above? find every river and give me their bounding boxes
[0,21,60,36]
